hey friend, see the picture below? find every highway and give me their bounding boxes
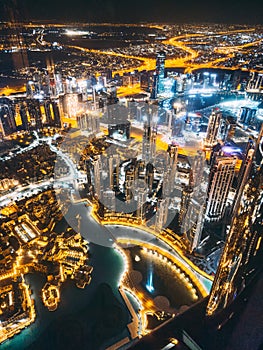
[68,28,263,85]
[1,27,262,98]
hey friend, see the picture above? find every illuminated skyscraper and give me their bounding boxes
[166,144,178,178]
[220,116,236,141]
[135,183,147,220]
[183,198,205,251]
[180,182,206,251]
[151,51,166,98]
[239,107,257,125]
[206,130,263,317]
[162,144,178,198]
[142,123,157,163]
[189,150,206,188]
[232,137,255,216]
[42,100,61,128]
[204,109,222,147]
[205,156,236,221]
[125,163,138,201]
[92,156,102,199]
[155,198,169,232]
[108,154,120,190]
[179,185,193,226]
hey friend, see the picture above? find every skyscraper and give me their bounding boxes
[19,101,30,131]
[166,144,178,177]
[179,185,193,226]
[231,137,255,216]
[204,109,222,148]
[151,51,166,98]
[205,156,236,221]
[135,183,147,220]
[92,156,102,199]
[77,112,100,135]
[142,123,157,163]
[155,198,170,232]
[220,116,236,141]
[125,162,138,201]
[108,154,120,191]
[183,198,205,251]
[189,150,206,188]
[180,182,206,252]
[145,163,154,192]
[206,130,263,317]
[0,98,16,136]
[161,144,178,198]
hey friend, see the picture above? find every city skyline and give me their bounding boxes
[0,18,262,350]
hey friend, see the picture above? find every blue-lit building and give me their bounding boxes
[151,51,166,99]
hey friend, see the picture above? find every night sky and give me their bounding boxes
[0,0,263,24]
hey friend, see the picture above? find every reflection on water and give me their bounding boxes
[129,246,201,310]
[0,201,204,349]
[0,242,126,350]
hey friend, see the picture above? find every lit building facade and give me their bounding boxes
[151,51,166,99]
[180,184,205,252]
[155,198,170,231]
[142,122,157,164]
[205,156,236,221]
[206,130,263,316]
[204,109,222,147]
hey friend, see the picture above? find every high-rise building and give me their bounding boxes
[204,109,222,147]
[220,116,236,141]
[125,162,138,201]
[247,72,263,90]
[183,198,205,251]
[142,123,157,163]
[135,183,147,220]
[156,51,166,95]
[179,185,193,225]
[151,51,166,98]
[0,98,16,136]
[232,137,255,216]
[206,131,263,317]
[189,150,206,188]
[166,144,178,176]
[239,107,257,125]
[27,99,43,130]
[179,184,205,251]
[41,99,61,128]
[108,154,120,190]
[155,198,170,231]
[140,70,153,92]
[19,101,30,131]
[92,156,102,199]
[205,156,236,221]
[145,163,154,192]
[62,93,82,119]
[77,112,100,135]
[162,144,178,198]
[102,190,116,212]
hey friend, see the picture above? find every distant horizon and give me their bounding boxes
[0,0,263,25]
[0,20,261,26]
